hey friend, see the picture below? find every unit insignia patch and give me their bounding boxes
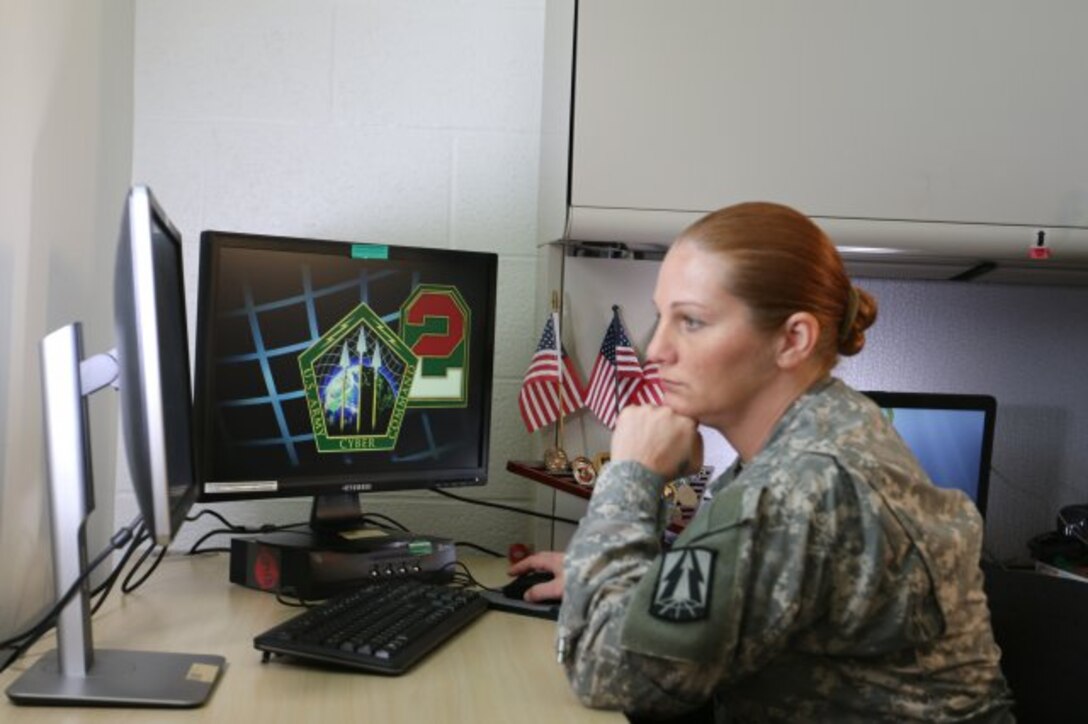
[649,547,716,622]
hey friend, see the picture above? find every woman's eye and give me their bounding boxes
[682,316,704,331]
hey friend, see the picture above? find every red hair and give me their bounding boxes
[676,202,877,372]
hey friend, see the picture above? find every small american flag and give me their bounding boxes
[518,314,585,433]
[632,360,665,406]
[585,307,644,429]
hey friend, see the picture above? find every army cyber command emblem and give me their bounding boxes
[299,302,417,452]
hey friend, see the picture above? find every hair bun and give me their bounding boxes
[837,286,877,356]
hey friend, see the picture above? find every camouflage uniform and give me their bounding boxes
[558,377,1013,722]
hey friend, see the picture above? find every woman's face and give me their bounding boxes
[647,242,779,429]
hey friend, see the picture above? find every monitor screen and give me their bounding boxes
[863,391,996,517]
[115,186,199,545]
[193,231,497,513]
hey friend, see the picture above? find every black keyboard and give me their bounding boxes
[254,578,487,675]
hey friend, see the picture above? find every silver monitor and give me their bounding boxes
[5,186,223,708]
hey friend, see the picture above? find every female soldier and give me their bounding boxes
[513,202,1012,722]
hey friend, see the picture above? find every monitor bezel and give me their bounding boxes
[862,390,997,518]
[192,230,498,504]
[115,185,198,545]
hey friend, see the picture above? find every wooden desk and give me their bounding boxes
[1,553,620,723]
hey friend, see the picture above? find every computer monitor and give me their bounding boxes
[192,231,497,535]
[115,187,201,546]
[863,390,996,518]
[6,185,223,708]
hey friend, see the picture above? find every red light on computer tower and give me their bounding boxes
[253,545,281,591]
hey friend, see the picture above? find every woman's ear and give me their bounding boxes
[776,312,820,369]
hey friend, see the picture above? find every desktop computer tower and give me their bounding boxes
[229,529,457,599]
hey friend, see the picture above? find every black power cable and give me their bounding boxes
[0,515,143,674]
[91,522,153,614]
[430,487,580,526]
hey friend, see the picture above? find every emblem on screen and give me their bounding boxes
[400,284,471,408]
[299,303,418,452]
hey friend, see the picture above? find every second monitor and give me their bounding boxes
[193,231,497,593]
[862,390,996,518]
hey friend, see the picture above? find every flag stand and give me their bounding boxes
[543,291,569,472]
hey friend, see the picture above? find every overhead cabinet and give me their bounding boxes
[552,0,1088,282]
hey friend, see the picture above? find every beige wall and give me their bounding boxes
[0,0,134,637]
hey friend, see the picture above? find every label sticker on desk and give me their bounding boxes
[186,663,220,683]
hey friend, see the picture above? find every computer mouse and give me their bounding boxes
[502,571,557,602]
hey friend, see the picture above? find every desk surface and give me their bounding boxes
[1,553,620,723]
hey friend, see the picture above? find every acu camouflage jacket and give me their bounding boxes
[558,377,1013,723]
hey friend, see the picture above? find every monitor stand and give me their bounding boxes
[5,324,224,708]
[227,492,457,599]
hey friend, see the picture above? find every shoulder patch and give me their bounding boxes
[649,547,717,622]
